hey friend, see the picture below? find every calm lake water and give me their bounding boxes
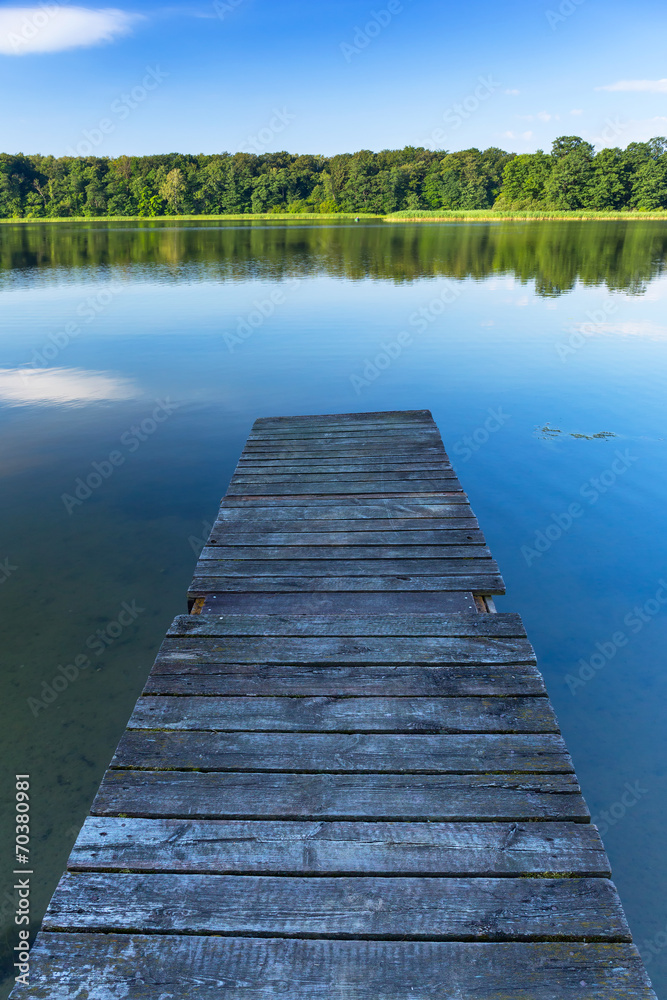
[1,218,667,997]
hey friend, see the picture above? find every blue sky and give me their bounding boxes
[1,0,666,156]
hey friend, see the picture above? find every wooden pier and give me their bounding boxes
[18,410,655,998]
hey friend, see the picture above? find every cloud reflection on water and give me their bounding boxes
[0,367,137,407]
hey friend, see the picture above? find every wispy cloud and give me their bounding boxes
[504,88,520,96]
[516,111,559,123]
[597,79,667,93]
[571,108,584,115]
[0,6,142,56]
[502,130,534,141]
[0,367,137,406]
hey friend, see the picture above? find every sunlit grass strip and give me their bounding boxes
[384,209,667,221]
[3,210,667,224]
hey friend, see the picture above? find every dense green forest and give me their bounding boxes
[2,137,667,218]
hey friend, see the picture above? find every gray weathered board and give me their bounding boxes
[12,410,656,1000]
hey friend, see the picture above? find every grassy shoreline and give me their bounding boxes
[1,209,667,225]
[384,209,667,221]
[0,213,382,225]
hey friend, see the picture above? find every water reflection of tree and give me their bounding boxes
[1,220,666,297]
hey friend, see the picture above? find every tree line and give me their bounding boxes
[1,137,667,218]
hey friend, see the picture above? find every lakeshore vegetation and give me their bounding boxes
[2,137,667,219]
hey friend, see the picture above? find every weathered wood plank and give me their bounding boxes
[189,574,505,593]
[253,421,436,433]
[238,445,449,457]
[154,633,536,664]
[237,449,449,462]
[245,425,440,436]
[231,471,459,485]
[255,409,433,424]
[128,695,558,733]
[197,591,480,615]
[111,731,573,773]
[167,612,527,637]
[217,499,473,514]
[244,432,443,445]
[44,872,629,940]
[199,544,492,560]
[211,517,480,535]
[251,422,438,434]
[192,558,499,577]
[68,817,610,876]
[225,481,463,496]
[235,460,454,473]
[92,769,589,820]
[23,933,657,999]
[146,659,544,697]
[246,426,442,438]
[246,426,441,438]
[241,444,448,459]
[207,527,485,545]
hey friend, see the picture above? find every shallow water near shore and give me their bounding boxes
[1,218,666,997]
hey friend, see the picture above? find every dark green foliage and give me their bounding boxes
[501,137,667,212]
[1,138,667,218]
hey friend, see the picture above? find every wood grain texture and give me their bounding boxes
[155,632,535,663]
[245,428,443,440]
[44,872,629,940]
[231,469,458,483]
[234,460,454,472]
[254,409,433,424]
[111,731,573,774]
[199,543,492,560]
[188,574,505,594]
[208,527,484,544]
[236,449,449,462]
[22,933,657,999]
[145,660,546,697]
[225,482,463,497]
[128,695,558,733]
[92,769,589,821]
[193,558,498,577]
[197,591,480,615]
[69,817,611,876]
[210,519,481,539]
[217,497,472,512]
[167,612,527,637]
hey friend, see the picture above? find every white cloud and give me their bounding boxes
[0,367,137,405]
[597,79,667,92]
[570,109,584,116]
[502,130,534,141]
[505,89,520,96]
[0,6,141,56]
[515,112,558,125]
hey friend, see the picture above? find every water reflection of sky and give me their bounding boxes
[0,223,666,999]
[0,367,137,406]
